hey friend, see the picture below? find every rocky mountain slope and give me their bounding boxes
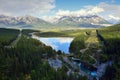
[0,15,111,29]
[54,15,111,28]
[0,15,53,29]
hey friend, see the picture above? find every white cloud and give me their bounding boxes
[108,15,120,21]
[98,2,120,17]
[107,15,120,24]
[97,2,120,23]
[42,2,120,24]
[42,6,104,22]
[0,0,55,16]
[55,7,104,17]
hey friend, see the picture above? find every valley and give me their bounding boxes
[0,24,120,80]
[0,0,120,80]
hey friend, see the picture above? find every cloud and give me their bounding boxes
[97,2,120,23]
[55,7,104,17]
[42,6,104,22]
[108,15,120,20]
[54,2,120,19]
[0,0,55,16]
[108,15,120,24]
[98,2,120,17]
[42,2,120,24]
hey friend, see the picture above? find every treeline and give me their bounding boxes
[0,28,19,46]
[98,24,120,80]
[22,29,40,36]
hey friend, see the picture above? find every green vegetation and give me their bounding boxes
[0,28,19,46]
[22,29,40,36]
[0,24,120,79]
[69,30,101,64]
[98,24,120,80]
[0,28,87,80]
[69,24,120,79]
[0,34,55,79]
[34,29,92,37]
[35,32,67,37]
[99,24,120,56]
[69,32,89,54]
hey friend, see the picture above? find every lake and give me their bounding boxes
[32,35,73,54]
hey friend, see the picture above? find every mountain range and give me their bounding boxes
[54,15,111,28]
[0,15,53,29]
[0,14,111,29]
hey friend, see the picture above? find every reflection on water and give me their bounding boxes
[32,35,73,54]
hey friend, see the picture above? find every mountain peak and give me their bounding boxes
[16,15,40,24]
[55,15,110,28]
[0,14,111,29]
[0,14,52,28]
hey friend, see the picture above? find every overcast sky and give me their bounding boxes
[0,0,120,23]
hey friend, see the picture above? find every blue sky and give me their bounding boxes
[55,0,120,11]
[42,0,120,23]
[56,0,104,10]
[0,0,120,23]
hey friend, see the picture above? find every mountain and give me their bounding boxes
[54,15,111,28]
[0,14,111,29]
[0,15,53,29]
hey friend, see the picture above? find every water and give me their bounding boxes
[32,35,73,54]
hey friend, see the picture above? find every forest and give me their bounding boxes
[98,24,120,80]
[69,24,120,80]
[0,28,19,46]
[0,24,120,80]
[0,28,87,80]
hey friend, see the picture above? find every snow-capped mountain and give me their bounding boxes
[54,15,111,28]
[0,15,52,28]
[0,14,111,29]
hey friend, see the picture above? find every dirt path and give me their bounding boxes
[79,30,101,64]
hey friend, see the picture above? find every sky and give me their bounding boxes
[0,0,120,23]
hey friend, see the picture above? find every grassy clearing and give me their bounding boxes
[35,29,92,37]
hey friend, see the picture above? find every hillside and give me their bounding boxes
[69,24,120,80]
[0,28,87,80]
[0,24,120,80]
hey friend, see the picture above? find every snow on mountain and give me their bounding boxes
[54,15,111,28]
[0,14,111,29]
